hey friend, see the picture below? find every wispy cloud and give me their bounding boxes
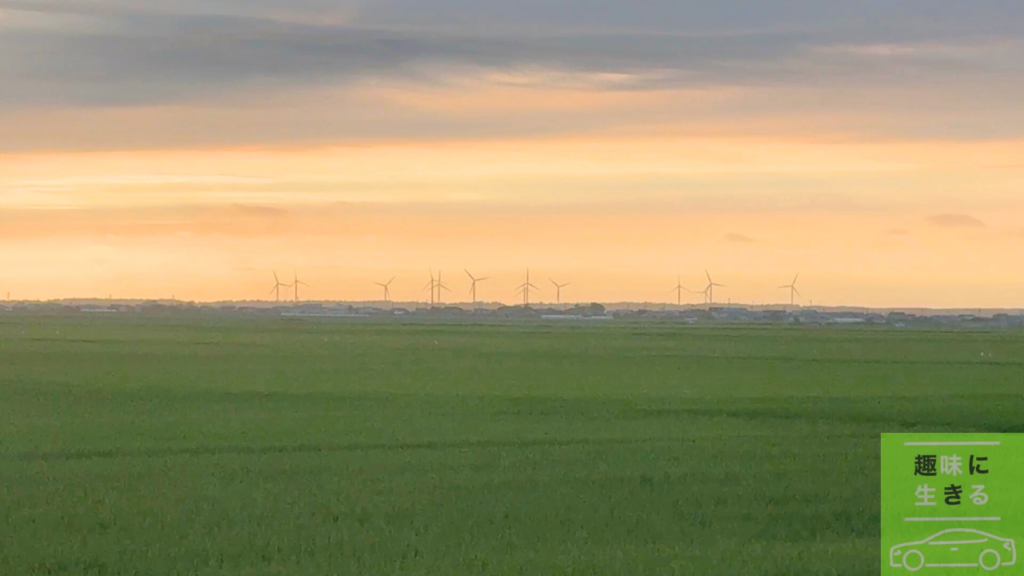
[9,174,271,189]
[927,214,987,228]
[2,0,1022,111]
[1,0,1023,152]
[721,232,755,244]
[224,203,289,219]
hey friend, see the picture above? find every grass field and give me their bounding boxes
[2,315,1023,575]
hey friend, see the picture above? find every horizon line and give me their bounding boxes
[4,298,1023,314]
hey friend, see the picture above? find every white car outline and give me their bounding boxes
[890,528,1017,572]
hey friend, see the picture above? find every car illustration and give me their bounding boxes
[890,529,1016,571]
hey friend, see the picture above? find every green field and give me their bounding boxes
[2,316,1022,575]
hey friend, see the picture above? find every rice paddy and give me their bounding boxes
[2,315,1022,575]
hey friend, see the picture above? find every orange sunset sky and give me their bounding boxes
[2,1,1023,307]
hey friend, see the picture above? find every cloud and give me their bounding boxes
[0,24,805,109]
[721,232,755,243]
[927,214,987,228]
[225,204,289,219]
[1,0,1022,111]
[1,1,1024,153]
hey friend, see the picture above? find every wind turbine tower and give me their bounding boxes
[292,272,309,303]
[703,270,726,305]
[269,272,291,302]
[549,278,571,308]
[779,273,801,306]
[670,275,695,307]
[515,269,540,306]
[465,270,489,306]
[423,269,436,307]
[436,270,451,305]
[375,277,395,304]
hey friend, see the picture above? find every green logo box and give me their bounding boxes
[882,434,1024,573]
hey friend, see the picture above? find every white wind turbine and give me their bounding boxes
[515,269,540,306]
[423,269,437,306]
[292,272,309,302]
[465,270,489,306]
[549,278,571,308]
[779,273,801,306]
[703,270,726,305]
[669,275,698,307]
[269,272,291,302]
[435,270,451,305]
[375,277,395,304]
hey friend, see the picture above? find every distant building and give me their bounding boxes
[830,317,866,324]
[496,305,539,318]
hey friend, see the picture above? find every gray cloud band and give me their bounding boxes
[1,0,1021,108]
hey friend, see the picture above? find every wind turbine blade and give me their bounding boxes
[778,285,789,289]
[274,271,279,283]
[465,269,474,281]
[793,287,802,297]
[477,277,489,282]
[706,269,712,283]
[550,278,558,287]
[563,282,571,288]
[388,276,395,286]
[269,286,277,295]
[793,273,800,285]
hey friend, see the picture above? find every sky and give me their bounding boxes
[2,1,1024,307]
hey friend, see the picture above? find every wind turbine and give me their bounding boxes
[269,272,291,302]
[436,270,451,305]
[292,272,309,303]
[549,278,571,307]
[779,273,801,306]
[669,275,696,307]
[703,270,726,305]
[375,277,395,304]
[515,269,540,306]
[423,269,436,307]
[465,270,489,306]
